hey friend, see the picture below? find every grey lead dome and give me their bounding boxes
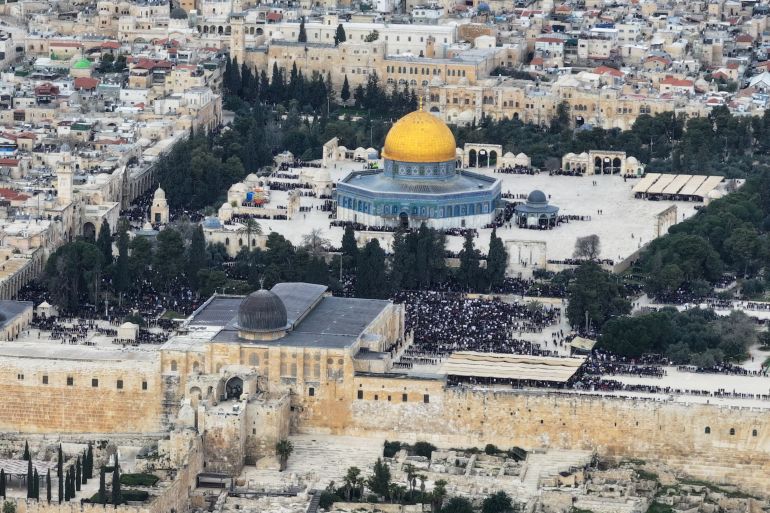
[237,289,288,332]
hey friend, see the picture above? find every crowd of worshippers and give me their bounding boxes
[327,221,479,239]
[547,257,616,266]
[265,181,314,192]
[577,377,770,401]
[391,291,560,360]
[705,298,770,312]
[549,168,585,177]
[495,166,534,175]
[278,159,321,170]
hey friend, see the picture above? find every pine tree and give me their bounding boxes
[486,227,508,290]
[46,469,51,503]
[341,75,350,103]
[298,17,307,42]
[355,239,388,299]
[23,440,30,460]
[26,457,33,498]
[96,221,113,265]
[57,445,63,503]
[75,456,81,492]
[341,224,358,270]
[98,468,106,504]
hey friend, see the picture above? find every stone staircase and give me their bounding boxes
[306,489,321,513]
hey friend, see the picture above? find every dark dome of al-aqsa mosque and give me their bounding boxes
[237,289,288,340]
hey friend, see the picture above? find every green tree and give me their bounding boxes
[86,444,93,480]
[367,458,391,499]
[430,480,447,513]
[275,439,294,472]
[26,458,33,498]
[113,221,130,295]
[98,468,106,504]
[341,75,351,103]
[153,228,186,290]
[342,224,358,269]
[457,231,481,291]
[187,225,207,289]
[75,457,81,492]
[356,239,388,298]
[482,491,513,513]
[57,445,63,503]
[111,454,121,505]
[0,469,5,498]
[486,227,508,290]
[23,441,29,460]
[298,17,307,42]
[343,466,362,501]
[566,262,631,332]
[334,24,346,45]
[96,221,113,266]
[46,469,51,503]
[33,469,39,500]
[442,497,474,513]
[390,228,416,290]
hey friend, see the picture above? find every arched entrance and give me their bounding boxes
[225,377,243,400]
[489,150,498,168]
[468,149,477,167]
[83,222,96,240]
[612,157,622,174]
[399,212,409,229]
[478,149,488,168]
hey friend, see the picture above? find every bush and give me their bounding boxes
[484,444,499,455]
[412,441,436,459]
[367,494,379,503]
[318,491,336,510]
[120,473,159,486]
[383,440,402,458]
[88,489,150,504]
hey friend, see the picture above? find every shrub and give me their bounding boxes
[367,494,379,503]
[318,491,336,510]
[120,473,159,487]
[484,444,499,455]
[412,441,436,459]
[88,489,149,504]
[383,440,402,458]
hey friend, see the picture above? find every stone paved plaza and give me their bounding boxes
[264,162,707,265]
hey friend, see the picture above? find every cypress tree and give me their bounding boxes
[64,468,70,501]
[47,469,51,503]
[33,469,39,499]
[458,230,481,291]
[75,456,81,492]
[341,224,358,269]
[27,457,33,498]
[298,17,307,43]
[58,444,63,503]
[98,468,106,504]
[96,221,113,265]
[23,440,30,460]
[86,443,94,479]
[486,227,508,290]
[0,468,5,497]
[334,23,346,45]
[111,458,121,506]
[341,75,350,103]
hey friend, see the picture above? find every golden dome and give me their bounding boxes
[382,109,456,163]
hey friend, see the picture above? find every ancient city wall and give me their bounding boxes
[0,356,164,434]
[302,375,770,496]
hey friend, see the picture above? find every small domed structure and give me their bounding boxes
[170,7,188,19]
[154,187,166,199]
[72,57,92,70]
[237,289,288,340]
[514,190,559,229]
[526,189,547,206]
[71,57,93,78]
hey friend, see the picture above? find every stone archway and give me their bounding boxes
[399,212,409,229]
[468,149,477,167]
[225,376,243,400]
[83,222,96,240]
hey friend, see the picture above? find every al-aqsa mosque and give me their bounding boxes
[335,108,501,229]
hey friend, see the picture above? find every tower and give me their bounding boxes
[150,187,170,225]
[56,144,74,206]
[229,14,246,65]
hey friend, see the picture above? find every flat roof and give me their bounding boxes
[188,296,243,327]
[439,351,586,383]
[0,300,32,327]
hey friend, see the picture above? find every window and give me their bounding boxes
[142,381,148,390]
[42,375,48,385]
[423,394,429,404]
[17,374,23,380]
[357,390,363,399]
[753,429,758,437]
[374,394,379,401]
[67,377,74,386]
[92,378,99,388]
[117,379,124,390]
[387,395,391,401]
[402,393,408,402]
[729,428,735,436]
[309,387,315,397]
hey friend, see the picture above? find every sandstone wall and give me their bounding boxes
[299,375,770,496]
[0,356,163,434]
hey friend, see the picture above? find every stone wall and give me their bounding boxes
[299,375,770,496]
[0,356,163,434]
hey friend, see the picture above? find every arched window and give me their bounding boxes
[225,237,230,246]
[170,360,178,372]
[705,426,711,434]
[752,429,758,437]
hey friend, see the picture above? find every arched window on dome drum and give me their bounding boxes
[469,204,475,215]
[420,207,427,217]
[439,207,444,217]
[384,205,390,215]
[454,205,460,217]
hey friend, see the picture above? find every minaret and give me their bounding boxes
[229,13,246,65]
[56,144,74,206]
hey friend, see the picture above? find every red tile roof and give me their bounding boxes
[101,41,120,49]
[74,77,100,90]
[660,76,693,87]
[0,188,28,201]
[594,65,623,77]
